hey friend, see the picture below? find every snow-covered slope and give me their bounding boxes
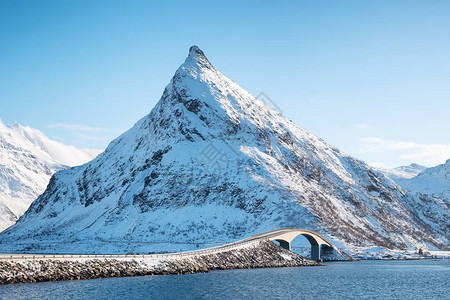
[398,160,450,198]
[379,161,448,205]
[378,163,427,181]
[0,46,448,254]
[0,121,100,231]
[391,161,450,247]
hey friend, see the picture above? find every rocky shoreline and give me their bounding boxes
[0,240,319,285]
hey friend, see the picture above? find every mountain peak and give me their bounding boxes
[408,163,426,169]
[184,45,213,70]
[10,122,24,132]
[189,45,205,58]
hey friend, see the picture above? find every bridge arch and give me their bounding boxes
[244,228,333,261]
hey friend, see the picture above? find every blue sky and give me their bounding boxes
[1,0,449,168]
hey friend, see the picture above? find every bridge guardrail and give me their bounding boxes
[0,228,330,261]
[0,239,258,261]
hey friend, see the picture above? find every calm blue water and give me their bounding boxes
[0,260,448,299]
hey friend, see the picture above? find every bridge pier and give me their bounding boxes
[278,241,291,251]
[311,244,320,261]
[266,228,333,262]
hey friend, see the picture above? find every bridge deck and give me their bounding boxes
[0,228,332,261]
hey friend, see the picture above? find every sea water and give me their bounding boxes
[0,259,448,299]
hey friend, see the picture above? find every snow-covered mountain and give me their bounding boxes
[0,46,448,254]
[398,160,450,201]
[390,161,450,247]
[379,161,449,221]
[378,163,427,181]
[379,162,449,200]
[0,120,100,231]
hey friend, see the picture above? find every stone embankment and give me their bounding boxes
[0,240,319,284]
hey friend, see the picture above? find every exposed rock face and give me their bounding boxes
[0,241,318,285]
[0,46,448,254]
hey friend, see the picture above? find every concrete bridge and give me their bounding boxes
[240,228,333,261]
[0,228,333,262]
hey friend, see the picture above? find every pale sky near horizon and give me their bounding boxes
[1,0,449,168]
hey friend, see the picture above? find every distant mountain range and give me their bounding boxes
[0,121,100,231]
[0,47,448,254]
[379,161,449,203]
[392,160,450,208]
[377,163,427,181]
[379,162,449,246]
